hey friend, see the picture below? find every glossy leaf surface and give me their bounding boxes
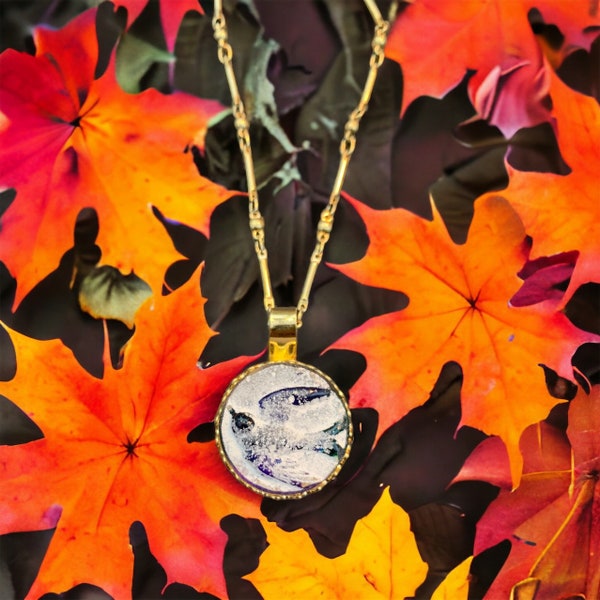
[0,271,259,599]
[494,71,600,305]
[331,195,596,484]
[455,386,600,598]
[247,488,428,599]
[386,0,599,137]
[0,8,229,306]
[114,0,202,52]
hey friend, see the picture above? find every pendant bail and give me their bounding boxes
[268,307,297,361]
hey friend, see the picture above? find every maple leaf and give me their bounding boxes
[330,194,597,485]
[430,556,473,600]
[510,252,578,308]
[385,0,599,137]
[529,0,600,54]
[488,70,600,306]
[0,8,231,307]
[453,385,600,598]
[113,0,203,52]
[0,268,261,599]
[247,487,428,598]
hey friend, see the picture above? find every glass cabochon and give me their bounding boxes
[215,361,353,499]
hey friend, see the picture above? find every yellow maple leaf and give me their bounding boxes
[431,556,473,600]
[247,488,428,599]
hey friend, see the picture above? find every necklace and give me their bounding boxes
[212,0,397,500]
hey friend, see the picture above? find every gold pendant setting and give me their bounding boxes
[215,361,353,500]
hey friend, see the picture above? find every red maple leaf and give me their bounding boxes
[454,385,600,598]
[0,269,260,599]
[330,194,597,484]
[385,0,599,137]
[491,70,600,306]
[114,0,203,52]
[510,252,578,308]
[0,8,231,307]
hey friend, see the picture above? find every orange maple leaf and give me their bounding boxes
[489,70,600,306]
[530,0,600,53]
[330,195,597,484]
[114,0,203,52]
[385,0,599,137]
[0,269,260,599]
[0,8,231,307]
[454,386,600,598]
[247,488,428,598]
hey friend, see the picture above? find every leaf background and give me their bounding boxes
[0,0,598,598]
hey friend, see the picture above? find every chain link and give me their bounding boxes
[212,0,397,326]
[212,6,274,311]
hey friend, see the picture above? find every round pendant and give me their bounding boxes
[215,361,353,499]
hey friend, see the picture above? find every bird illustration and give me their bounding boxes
[258,386,332,421]
[227,386,348,489]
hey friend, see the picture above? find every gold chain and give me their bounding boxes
[212,0,397,328]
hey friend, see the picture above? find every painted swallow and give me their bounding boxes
[258,386,331,422]
[227,386,348,488]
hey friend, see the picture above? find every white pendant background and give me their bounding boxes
[216,361,352,498]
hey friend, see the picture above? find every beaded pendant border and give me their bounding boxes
[215,361,353,500]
